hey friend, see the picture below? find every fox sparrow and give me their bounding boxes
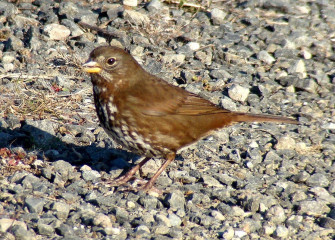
[82,46,297,191]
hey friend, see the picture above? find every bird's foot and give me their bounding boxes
[132,179,163,196]
[100,177,162,196]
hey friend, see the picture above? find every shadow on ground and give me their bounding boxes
[0,118,140,175]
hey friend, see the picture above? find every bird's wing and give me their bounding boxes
[136,81,229,116]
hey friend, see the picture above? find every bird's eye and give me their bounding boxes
[106,57,116,66]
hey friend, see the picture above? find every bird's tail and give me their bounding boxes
[232,112,298,124]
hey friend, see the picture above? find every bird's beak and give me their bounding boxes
[82,60,102,73]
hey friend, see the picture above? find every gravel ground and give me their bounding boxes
[0,0,335,239]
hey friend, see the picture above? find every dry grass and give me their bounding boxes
[0,56,96,125]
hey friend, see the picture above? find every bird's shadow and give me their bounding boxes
[0,118,140,176]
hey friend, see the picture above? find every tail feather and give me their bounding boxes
[233,112,298,124]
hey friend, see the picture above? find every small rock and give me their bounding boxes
[10,225,34,240]
[187,42,200,51]
[126,201,136,209]
[274,225,289,238]
[322,122,335,130]
[2,52,15,63]
[210,69,232,79]
[275,136,296,150]
[195,51,212,65]
[123,10,149,26]
[51,202,70,219]
[228,84,250,102]
[211,8,226,25]
[155,214,171,227]
[25,197,46,214]
[103,226,121,235]
[82,170,101,181]
[4,63,14,71]
[0,219,27,232]
[221,226,234,239]
[114,207,129,224]
[306,173,330,187]
[258,50,275,64]
[162,53,186,65]
[290,191,308,202]
[56,224,74,237]
[154,224,170,235]
[124,0,137,7]
[263,224,276,235]
[61,19,84,37]
[93,213,113,227]
[301,48,312,59]
[231,206,245,217]
[291,171,310,183]
[139,195,158,209]
[164,190,185,210]
[135,225,150,234]
[299,200,330,216]
[288,60,306,78]
[37,223,54,236]
[211,210,225,221]
[266,205,286,223]
[44,24,71,40]
[319,217,335,228]
[168,213,182,227]
[202,175,223,187]
[235,230,247,238]
[294,78,318,93]
[220,96,237,111]
[310,187,335,204]
[146,0,163,12]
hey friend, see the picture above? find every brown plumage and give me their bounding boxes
[82,46,298,191]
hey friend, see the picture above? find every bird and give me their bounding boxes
[82,45,298,192]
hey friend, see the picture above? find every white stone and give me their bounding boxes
[162,54,186,65]
[123,0,137,7]
[211,8,226,25]
[123,10,149,26]
[222,227,234,239]
[258,50,275,64]
[44,24,71,40]
[228,84,250,102]
[275,136,296,150]
[288,59,307,78]
[187,42,200,51]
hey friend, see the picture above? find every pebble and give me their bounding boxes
[202,175,223,187]
[306,173,330,187]
[210,8,226,25]
[0,219,27,232]
[44,24,71,40]
[228,84,250,102]
[298,200,330,216]
[146,0,163,12]
[221,226,234,239]
[274,225,289,238]
[25,197,46,214]
[124,0,137,7]
[164,191,185,210]
[162,53,186,65]
[123,10,149,25]
[288,59,307,78]
[51,202,70,220]
[275,135,296,150]
[258,50,276,64]
[168,213,182,227]
[81,170,101,181]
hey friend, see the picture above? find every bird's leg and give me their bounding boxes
[141,152,176,191]
[113,157,151,185]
